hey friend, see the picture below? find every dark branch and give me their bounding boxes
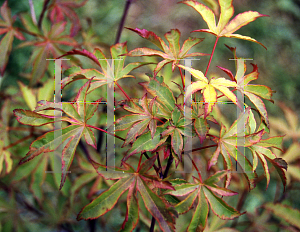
[38,0,50,29]
[115,0,133,44]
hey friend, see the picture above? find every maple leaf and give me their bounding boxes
[234,106,287,190]
[218,51,275,128]
[161,107,194,160]
[60,42,146,94]
[166,170,241,231]
[139,76,176,114]
[0,1,25,76]
[180,0,268,49]
[126,28,209,76]
[208,107,262,190]
[178,64,239,117]
[48,0,89,36]
[77,155,177,232]
[115,94,160,146]
[17,15,77,84]
[13,78,101,189]
[248,134,286,190]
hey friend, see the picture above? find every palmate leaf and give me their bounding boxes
[181,0,268,49]
[60,42,145,94]
[0,1,25,76]
[219,55,275,128]
[115,94,160,147]
[166,170,241,231]
[13,78,101,189]
[248,132,286,189]
[48,0,89,36]
[161,108,194,161]
[78,155,176,232]
[18,15,77,84]
[122,127,168,162]
[126,27,209,75]
[208,107,261,190]
[178,64,239,117]
[140,76,176,113]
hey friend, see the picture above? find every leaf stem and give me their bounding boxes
[115,0,133,44]
[143,153,160,174]
[187,153,202,182]
[3,135,33,150]
[153,116,164,124]
[207,134,218,139]
[115,81,131,101]
[138,153,143,170]
[191,144,218,152]
[205,36,219,77]
[178,66,185,89]
[87,124,125,141]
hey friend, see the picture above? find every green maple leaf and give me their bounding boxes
[126,27,209,75]
[13,78,101,190]
[166,170,241,231]
[115,94,159,147]
[248,133,285,189]
[181,0,268,49]
[78,155,177,232]
[161,107,194,160]
[208,107,262,190]
[17,14,77,84]
[245,111,287,190]
[0,1,25,76]
[60,42,145,94]
[218,50,275,128]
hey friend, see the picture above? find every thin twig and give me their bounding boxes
[205,37,219,77]
[38,0,50,30]
[3,135,33,150]
[115,0,133,44]
[87,124,125,141]
[115,81,131,101]
[143,153,159,173]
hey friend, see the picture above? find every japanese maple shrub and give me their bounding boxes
[1,0,289,231]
